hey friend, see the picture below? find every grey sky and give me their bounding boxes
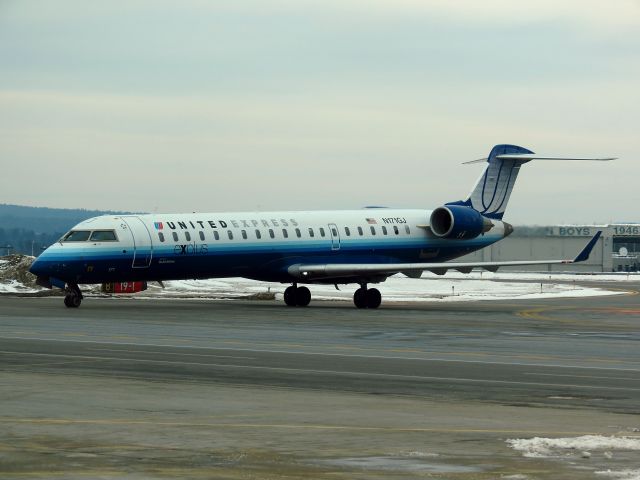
[1,0,638,224]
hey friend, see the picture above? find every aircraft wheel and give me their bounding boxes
[296,286,311,307]
[64,294,81,308]
[64,284,83,308]
[353,287,367,309]
[71,294,82,308]
[366,288,381,309]
[284,286,297,307]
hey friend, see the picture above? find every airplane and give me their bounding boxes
[29,144,613,309]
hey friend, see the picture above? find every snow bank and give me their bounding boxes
[0,279,30,293]
[0,255,41,292]
[506,435,640,458]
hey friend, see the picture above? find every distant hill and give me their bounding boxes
[0,204,133,255]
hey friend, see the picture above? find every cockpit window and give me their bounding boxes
[90,230,118,242]
[62,230,91,242]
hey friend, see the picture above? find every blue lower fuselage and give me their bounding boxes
[30,235,501,285]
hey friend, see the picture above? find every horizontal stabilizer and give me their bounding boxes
[459,144,613,220]
[464,155,616,164]
[496,154,616,161]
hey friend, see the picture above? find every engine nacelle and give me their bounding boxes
[430,205,491,240]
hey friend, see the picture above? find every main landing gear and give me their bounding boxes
[284,284,311,307]
[283,283,382,309]
[64,283,83,308]
[353,285,381,309]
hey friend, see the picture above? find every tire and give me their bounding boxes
[295,286,311,307]
[365,288,381,309]
[284,286,297,307]
[353,288,367,309]
[64,294,81,308]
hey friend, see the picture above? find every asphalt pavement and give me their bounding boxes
[1,285,639,479]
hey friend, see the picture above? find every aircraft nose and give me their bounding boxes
[29,257,46,276]
[29,248,57,277]
[28,251,65,289]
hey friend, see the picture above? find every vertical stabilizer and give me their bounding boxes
[452,144,533,220]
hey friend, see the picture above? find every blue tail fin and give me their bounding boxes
[447,144,614,220]
[451,144,534,220]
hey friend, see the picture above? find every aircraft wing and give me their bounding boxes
[288,231,602,281]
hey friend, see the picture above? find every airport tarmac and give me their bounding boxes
[1,284,639,479]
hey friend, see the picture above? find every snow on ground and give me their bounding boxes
[139,273,625,302]
[0,279,33,293]
[456,271,640,283]
[596,469,640,480]
[0,268,631,301]
[0,252,634,301]
[506,435,640,458]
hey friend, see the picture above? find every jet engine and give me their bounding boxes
[430,205,493,240]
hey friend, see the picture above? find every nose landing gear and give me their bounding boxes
[64,284,83,308]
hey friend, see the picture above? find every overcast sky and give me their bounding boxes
[1,0,638,224]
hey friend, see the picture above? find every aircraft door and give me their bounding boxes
[328,223,340,251]
[121,216,153,268]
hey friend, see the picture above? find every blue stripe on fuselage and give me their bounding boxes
[31,234,502,284]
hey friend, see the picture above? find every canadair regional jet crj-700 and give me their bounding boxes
[30,144,612,309]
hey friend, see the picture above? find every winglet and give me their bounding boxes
[573,231,602,263]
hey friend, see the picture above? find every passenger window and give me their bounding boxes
[90,230,117,241]
[255,229,262,239]
[199,231,205,241]
[172,232,179,242]
[62,230,91,242]
[357,226,363,236]
[241,230,248,240]
[382,226,388,235]
[227,230,233,240]
[185,231,191,241]
[282,229,288,238]
[370,226,376,235]
[295,228,301,238]
[393,225,399,235]
[331,227,338,237]
[405,225,411,234]
[269,229,275,239]
[308,228,314,238]
[158,232,165,242]
[344,227,350,236]
[214,231,220,240]
[319,227,325,237]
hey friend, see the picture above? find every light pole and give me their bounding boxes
[1,245,12,256]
